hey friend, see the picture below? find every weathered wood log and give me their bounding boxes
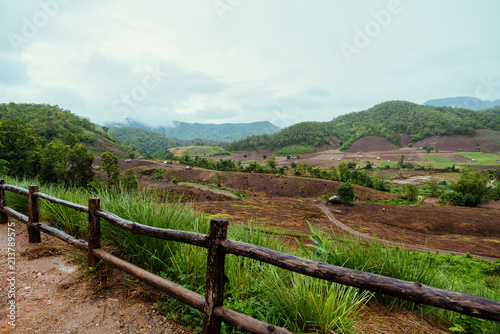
[91,248,292,334]
[0,206,28,223]
[34,191,89,213]
[88,198,101,268]
[202,219,228,334]
[95,209,209,248]
[0,180,8,224]
[92,248,205,310]
[212,307,292,334]
[221,239,500,323]
[32,223,88,251]
[28,185,41,243]
[1,183,29,196]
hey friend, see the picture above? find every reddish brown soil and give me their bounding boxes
[129,164,500,259]
[397,133,412,146]
[154,168,397,202]
[345,136,399,152]
[475,129,500,152]
[414,135,479,152]
[0,223,190,334]
[331,202,500,258]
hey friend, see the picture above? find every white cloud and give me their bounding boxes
[0,0,499,128]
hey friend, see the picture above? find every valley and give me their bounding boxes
[104,153,500,260]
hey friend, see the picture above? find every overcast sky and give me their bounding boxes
[1,0,499,128]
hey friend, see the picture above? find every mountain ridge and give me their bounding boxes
[424,96,500,111]
[107,119,280,142]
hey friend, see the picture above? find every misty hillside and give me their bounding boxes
[226,100,500,152]
[109,126,180,156]
[0,102,136,157]
[424,96,500,111]
[111,119,280,142]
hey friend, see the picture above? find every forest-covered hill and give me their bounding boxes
[226,101,500,152]
[109,126,180,157]
[112,119,280,142]
[0,102,135,156]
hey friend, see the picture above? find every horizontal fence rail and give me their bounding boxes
[1,181,499,334]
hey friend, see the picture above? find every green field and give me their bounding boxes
[458,152,500,166]
[171,145,231,157]
[423,155,455,168]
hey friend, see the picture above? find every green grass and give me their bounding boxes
[184,145,231,157]
[423,155,455,168]
[298,224,500,333]
[276,145,317,156]
[379,160,399,168]
[2,175,499,333]
[458,152,500,166]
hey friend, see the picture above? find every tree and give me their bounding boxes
[102,126,109,133]
[266,154,277,169]
[67,144,95,188]
[449,167,489,207]
[39,139,69,184]
[398,155,405,169]
[100,152,120,188]
[428,178,439,197]
[404,184,419,202]
[0,119,40,178]
[337,182,355,205]
[63,132,79,147]
[121,169,139,191]
[338,162,351,182]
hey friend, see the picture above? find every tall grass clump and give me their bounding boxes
[261,269,371,334]
[299,224,500,332]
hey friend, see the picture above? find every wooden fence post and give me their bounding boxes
[88,198,101,269]
[28,185,41,243]
[0,180,8,225]
[202,218,229,334]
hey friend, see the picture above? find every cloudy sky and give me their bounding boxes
[1,0,499,128]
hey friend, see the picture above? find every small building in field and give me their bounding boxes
[327,195,343,205]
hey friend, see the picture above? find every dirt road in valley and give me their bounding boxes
[318,203,499,261]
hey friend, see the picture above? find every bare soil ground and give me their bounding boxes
[0,223,191,334]
[414,135,479,152]
[345,136,399,152]
[475,129,500,152]
[136,166,499,260]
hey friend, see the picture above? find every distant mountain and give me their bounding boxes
[424,96,500,111]
[109,126,180,157]
[109,119,280,142]
[226,100,500,152]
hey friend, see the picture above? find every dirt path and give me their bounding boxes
[179,182,238,199]
[318,203,499,261]
[0,222,191,334]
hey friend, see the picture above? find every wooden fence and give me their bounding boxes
[1,180,499,334]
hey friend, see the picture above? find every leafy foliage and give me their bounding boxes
[100,152,121,188]
[226,101,500,151]
[0,102,100,144]
[336,182,355,204]
[109,126,180,157]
